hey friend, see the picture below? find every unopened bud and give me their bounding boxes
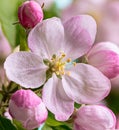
[18,1,43,29]
[9,89,48,130]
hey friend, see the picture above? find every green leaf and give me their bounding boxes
[46,112,63,127]
[0,92,3,100]
[74,102,81,109]
[43,3,59,19]
[13,119,26,130]
[0,0,23,47]
[52,125,72,130]
[34,128,39,130]
[16,25,29,51]
[42,111,73,130]
[42,124,72,130]
[42,124,52,130]
[106,91,119,114]
[0,116,17,130]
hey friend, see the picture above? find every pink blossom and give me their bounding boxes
[18,1,43,29]
[9,89,48,130]
[74,105,116,130]
[4,16,111,121]
[86,42,119,79]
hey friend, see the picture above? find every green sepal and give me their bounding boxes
[46,69,53,80]
[46,111,63,127]
[43,59,50,66]
[0,116,17,130]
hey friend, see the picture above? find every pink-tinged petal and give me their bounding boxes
[63,15,97,59]
[42,74,74,121]
[87,50,119,79]
[87,42,119,57]
[4,109,12,120]
[74,105,116,130]
[74,123,85,130]
[28,17,65,59]
[4,52,47,88]
[62,63,111,104]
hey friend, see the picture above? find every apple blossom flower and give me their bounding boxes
[86,42,119,79]
[4,15,111,121]
[9,89,48,130]
[18,1,43,29]
[74,105,116,130]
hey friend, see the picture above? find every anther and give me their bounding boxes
[67,58,71,63]
[61,53,66,57]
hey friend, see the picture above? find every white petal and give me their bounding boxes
[42,74,74,121]
[62,63,111,104]
[28,17,65,59]
[4,52,47,88]
[63,15,97,59]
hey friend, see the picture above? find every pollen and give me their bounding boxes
[67,58,71,63]
[45,52,73,79]
[61,53,66,57]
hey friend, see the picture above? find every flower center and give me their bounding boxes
[43,52,75,79]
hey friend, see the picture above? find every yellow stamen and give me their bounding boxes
[51,68,55,72]
[67,58,71,63]
[56,71,60,75]
[73,62,76,66]
[61,53,66,57]
[45,52,73,78]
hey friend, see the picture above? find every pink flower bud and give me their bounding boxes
[18,1,43,29]
[74,105,116,130]
[9,89,48,130]
[87,42,119,79]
